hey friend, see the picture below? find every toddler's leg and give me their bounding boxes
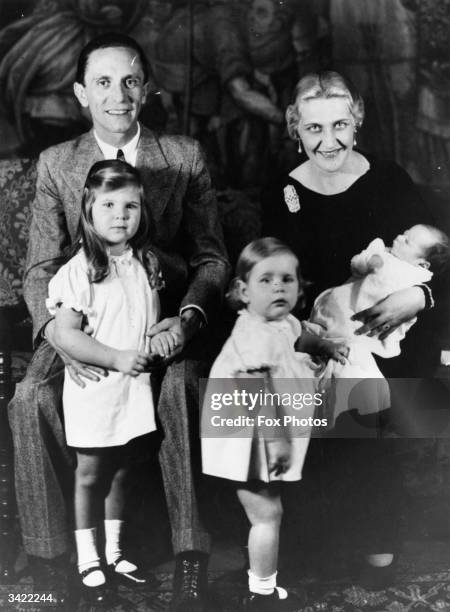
[237,483,305,611]
[237,483,282,581]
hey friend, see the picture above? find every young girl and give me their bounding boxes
[201,238,348,611]
[46,160,172,600]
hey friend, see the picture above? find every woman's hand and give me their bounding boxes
[352,287,426,340]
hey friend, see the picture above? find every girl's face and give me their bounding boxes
[91,185,141,254]
[240,253,299,321]
[297,97,355,174]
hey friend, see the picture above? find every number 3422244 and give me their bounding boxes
[8,593,54,603]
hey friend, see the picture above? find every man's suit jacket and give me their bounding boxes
[24,126,229,345]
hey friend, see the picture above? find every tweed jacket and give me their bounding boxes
[24,126,229,345]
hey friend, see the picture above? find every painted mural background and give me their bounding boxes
[0,0,448,192]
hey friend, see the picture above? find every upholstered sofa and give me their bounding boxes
[0,158,36,580]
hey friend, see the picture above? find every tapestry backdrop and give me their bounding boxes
[0,0,449,192]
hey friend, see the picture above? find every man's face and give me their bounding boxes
[74,46,148,145]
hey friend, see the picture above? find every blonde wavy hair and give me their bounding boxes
[286,71,365,141]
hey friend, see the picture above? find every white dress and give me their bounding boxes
[201,310,317,483]
[46,248,159,448]
[308,238,433,425]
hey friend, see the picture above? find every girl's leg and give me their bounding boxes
[237,483,282,587]
[104,459,130,567]
[104,447,145,580]
[74,449,110,587]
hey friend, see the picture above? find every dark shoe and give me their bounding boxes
[357,562,395,590]
[29,555,69,608]
[107,556,151,588]
[80,567,109,606]
[243,588,306,612]
[170,552,208,612]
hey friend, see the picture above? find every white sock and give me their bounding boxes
[366,553,394,568]
[248,570,277,595]
[75,528,105,587]
[104,519,137,573]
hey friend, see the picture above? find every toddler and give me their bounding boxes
[202,237,347,611]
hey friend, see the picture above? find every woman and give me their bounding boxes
[263,70,440,584]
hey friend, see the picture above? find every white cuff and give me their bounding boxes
[180,304,207,327]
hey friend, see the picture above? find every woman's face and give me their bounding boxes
[296,97,356,173]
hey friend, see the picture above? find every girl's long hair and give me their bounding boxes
[72,159,163,289]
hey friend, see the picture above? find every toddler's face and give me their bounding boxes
[240,254,299,321]
[390,225,435,266]
[91,186,141,254]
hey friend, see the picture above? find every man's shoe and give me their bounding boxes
[170,552,208,612]
[243,587,306,612]
[29,555,69,608]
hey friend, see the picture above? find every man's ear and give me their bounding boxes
[73,82,89,108]
[418,259,430,269]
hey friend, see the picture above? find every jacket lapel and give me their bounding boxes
[137,127,180,220]
[62,131,103,234]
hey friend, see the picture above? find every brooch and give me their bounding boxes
[283,184,300,212]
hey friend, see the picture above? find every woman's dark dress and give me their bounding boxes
[263,156,439,556]
[264,156,439,378]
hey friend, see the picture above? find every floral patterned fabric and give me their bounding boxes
[0,158,36,307]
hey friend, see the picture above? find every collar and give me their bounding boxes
[93,123,141,163]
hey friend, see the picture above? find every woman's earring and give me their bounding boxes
[298,139,302,153]
[353,128,357,147]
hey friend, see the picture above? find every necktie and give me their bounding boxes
[116,149,125,162]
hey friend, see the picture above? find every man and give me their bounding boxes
[8,33,229,611]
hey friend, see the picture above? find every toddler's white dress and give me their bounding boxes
[47,248,158,447]
[202,309,317,483]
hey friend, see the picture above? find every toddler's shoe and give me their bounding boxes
[107,557,151,588]
[243,586,306,611]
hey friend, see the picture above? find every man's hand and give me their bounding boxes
[147,310,203,364]
[352,287,426,340]
[44,319,108,388]
[265,438,291,476]
[146,316,184,363]
[113,350,151,376]
[150,330,179,359]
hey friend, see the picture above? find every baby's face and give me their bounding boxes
[390,225,435,265]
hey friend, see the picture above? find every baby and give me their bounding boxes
[308,224,448,423]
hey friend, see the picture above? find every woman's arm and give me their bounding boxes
[54,306,150,376]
